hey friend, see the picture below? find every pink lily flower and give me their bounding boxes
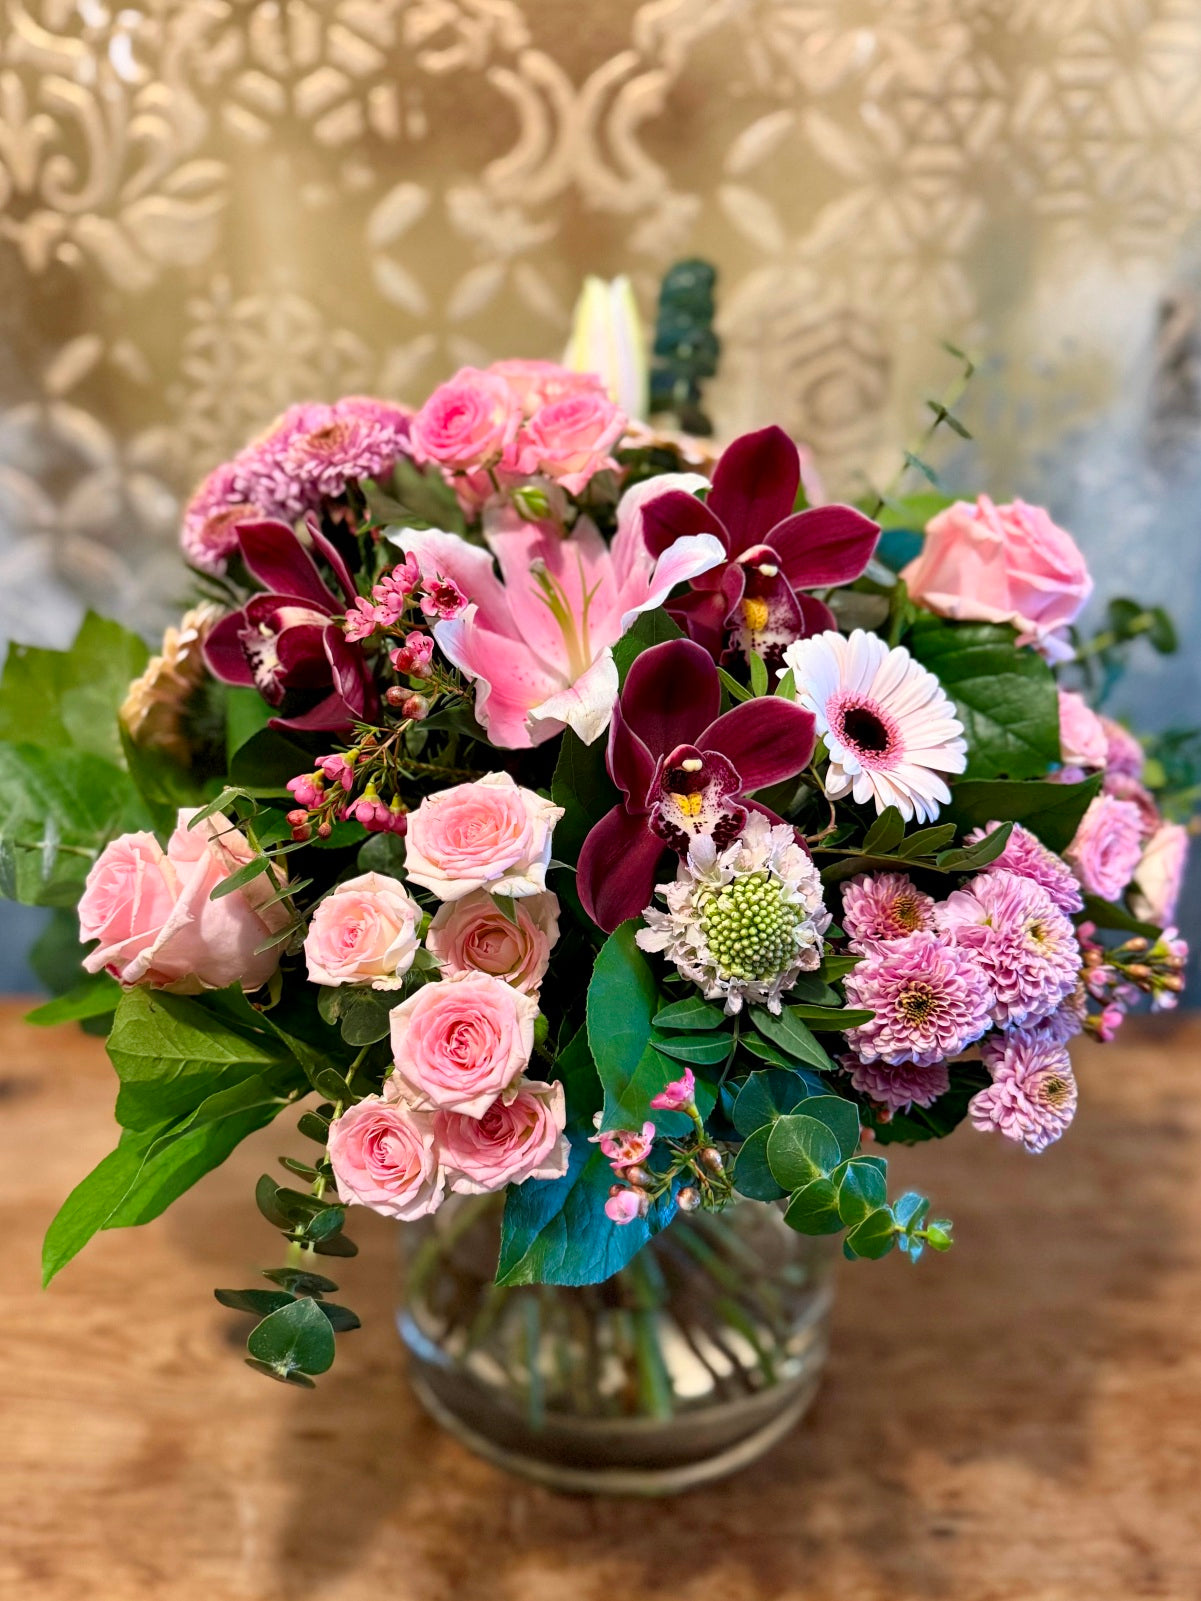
[397,478,724,749]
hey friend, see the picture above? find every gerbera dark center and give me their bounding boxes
[841,705,892,754]
[897,980,938,1024]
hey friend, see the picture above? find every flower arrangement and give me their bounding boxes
[13,302,1193,1392]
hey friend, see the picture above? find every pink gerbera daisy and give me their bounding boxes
[782,630,967,824]
[841,871,937,952]
[970,1028,1078,1152]
[966,820,1083,914]
[935,870,1080,1028]
[844,930,994,1067]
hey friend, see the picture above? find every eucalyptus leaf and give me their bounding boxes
[731,1126,786,1202]
[766,1113,841,1189]
[784,1177,843,1235]
[246,1296,336,1379]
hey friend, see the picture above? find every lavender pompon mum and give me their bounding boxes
[843,929,994,1067]
[845,1054,951,1114]
[935,869,1080,1028]
[965,820,1083,914]
[841,871,937,952]
[970,1028,1078,1152]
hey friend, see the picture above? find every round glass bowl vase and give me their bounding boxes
[397,1195,835,1496]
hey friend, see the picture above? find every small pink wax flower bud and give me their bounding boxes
[677,1186,701,1212]
[344,782,391,831]
[385,685,407,708]
[317,752,356,791]
[316,820,332,839]
[649,1067,696,1113]
[699,1146,724,1173]
[401,693,430,722]
[344,596,380,643]
[604,1189,645,1226]
[384,796,408,836]
[420,577,467,621]
[593,1120,655,1169]
[286,772,324,809]
[390,630,435,677]
[622,1164,652,1188]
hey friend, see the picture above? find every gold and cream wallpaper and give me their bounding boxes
[2,0,1201,656]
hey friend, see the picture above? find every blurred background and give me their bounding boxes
[0,0,1198,985]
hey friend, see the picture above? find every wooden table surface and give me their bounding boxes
[3,1003,1200,1601]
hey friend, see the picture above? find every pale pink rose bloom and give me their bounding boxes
[404,772,563,901]
[1058,689,1107,769]
[516,392,627,495]
[399,482,723,748]
[488,360,604,417]
[304,871,421,990]
[434,1078,568,1194]
[1100,715,1144,780]
[1130,821,1190,926]
[903,496,1093,663]
[386,971,538,1118]
[427,888,559,993]
[327,1096,444,1221]
[409,368,520,471]
[1065,794,1145,902]
[79,809,289,993]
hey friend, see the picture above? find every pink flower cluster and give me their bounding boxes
[410,361,626,499]
[593,1068,697,1225]
[181,397,411,575]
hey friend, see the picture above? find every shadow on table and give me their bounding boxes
[240,1022,1192,1600]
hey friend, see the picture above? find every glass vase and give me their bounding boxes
[397,1195,835,1495]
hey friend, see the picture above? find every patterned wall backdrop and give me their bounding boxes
[2,0,1201,730]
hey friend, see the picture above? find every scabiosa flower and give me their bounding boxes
[845,1053,950,1113]
[935,870,1080,1028]
[965,820,1084,914]
[844,931,994,1067]
[841,871,936,952]
[970,1029,1078,1153]
[635,813,830,1014]
[782,629,967,823]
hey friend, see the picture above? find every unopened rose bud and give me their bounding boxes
[678,1186,701,1212]
[699,1147,724,1173]
[401,693,430,721]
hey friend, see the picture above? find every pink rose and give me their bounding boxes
[903,496,1092,663]
[304,871,421,990]
[427,888,558,993]
[386,971,538,1117]
[410,368,520,472]
[1130,821,1190,926]
[488,360,604,417]
[327,1096,443,1221]
[1058,690,1107,769]
[1100,715,1144,780]
[517,392,627,494]
[434,1078,568,1194]
[1065,794,1145,902]
[1102,771,1159,837]
[79,809,289,993]
[403,771,563,902]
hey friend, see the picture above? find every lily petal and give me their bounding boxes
[529,649,619,746]
[619,531,725,631]
[433,609,562,749]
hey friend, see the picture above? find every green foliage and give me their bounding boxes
[245,1297,336,1385]
[869,1062,991,1144]
[588,921,698,1134]
[749,1006,833,1073]
[907,617,1060,779]
[653,996,727,1031]
[0,612,148,766]
[940,773,1102,855]
[25,975,120,1027]
[648,258,719,433]
[1079,894,1160,939]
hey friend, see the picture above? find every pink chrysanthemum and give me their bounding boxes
[230,401,331,518]
[180,461,264,576]
[841,871,936,952]
[283,401,410,501]
[1035,984,1088,1045]
[970,1028,1078,1152]
[844,930,994,1067]
[966,820,1083,914]
[846,1054,950,1113]
[935,870,1080,1029]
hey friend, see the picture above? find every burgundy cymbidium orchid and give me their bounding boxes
[205,518,377,733]
[577,639,817,932]
[640,425,881,668]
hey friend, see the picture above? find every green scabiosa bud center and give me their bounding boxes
[698,869,803,982]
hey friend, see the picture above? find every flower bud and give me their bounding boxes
[1123,936,1149,953]
[317,820,332,839]
[1161,973,1185,993]
[699,1146,724,1173]
[401,693,430,721]
[1125,963,1152,983]
[623,1164,651,1188]
[512,485,552,521]
[677,1186,701,1212]
[385,685,408,708]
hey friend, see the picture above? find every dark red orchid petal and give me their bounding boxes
[650,744,747,856]
[236,520,341,613]
[276,623,335,688]
[664,587,730,660]
[203,610,257,687]
[720,548,806,670]
[269,693,357,735]
[795,592,836,637]
[640,489,728,562]
[706,426,800,560]
[607,697,656,813]
[324,625,378,721]
[619,639,719,762]
[577,804,673,933]
[699,698,817,794]
[765,504,880,590]
[303,513,357,604]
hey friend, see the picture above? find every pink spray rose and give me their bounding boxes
[426,888,559,993]
[409,368,520,471]
[903,496,1092,663]
[1058,689,1108,769]
[79,810,289,993]
[1130,821,1190,926]
[434,1078,568,1194]
[403,772,563,901]
[303,871,421,991]
[327,1096,443,1221]
[1065,794,1145,902]
[1100,715,1144,779]
[488,360,604,417]
[517,392,627,495]
[386,971,538,1118]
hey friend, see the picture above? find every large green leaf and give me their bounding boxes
[0,612,148,766]
[870,1062,991,1144]
[0,743,154,906]
[907,617,1059,779]
[587,920,691,1133]
[940,774,1102,855]
[612,607,683,682]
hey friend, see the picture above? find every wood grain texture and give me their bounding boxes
[2,1004,1200,1601]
